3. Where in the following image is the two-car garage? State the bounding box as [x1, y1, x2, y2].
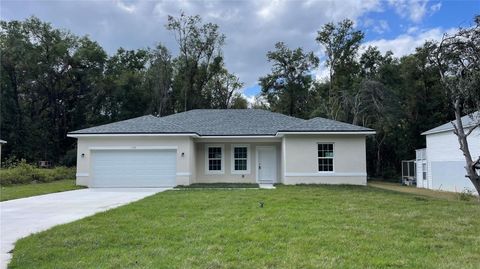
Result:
[90, 149, 177, 187]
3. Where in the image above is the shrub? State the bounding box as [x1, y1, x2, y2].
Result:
[59, 148, 77, 167]
[457, 189, 476, 201]
[0, 160, 76, 186]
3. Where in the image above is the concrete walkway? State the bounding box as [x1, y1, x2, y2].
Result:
[0, 188, 169, 268]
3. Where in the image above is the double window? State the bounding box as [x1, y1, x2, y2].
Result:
[318, 143, 334, 172]
[206, 145, 224, 174]
[232, 145, 250, 174]
[205, 144, 250, 174]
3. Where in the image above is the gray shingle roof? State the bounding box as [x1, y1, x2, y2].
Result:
[279, 117, 373, 132]
[70, 109, 373, 136]
[69, 115, 192, 134]
[422, 111, 480, 135]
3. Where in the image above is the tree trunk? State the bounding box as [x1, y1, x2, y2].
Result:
[452, 99, 480, 194]
[375, 145, 382, 177]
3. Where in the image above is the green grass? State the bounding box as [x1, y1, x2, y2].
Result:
[177, 183, 260, 188]
[368, 181, 478, 201]
[9, 185, 480, 269]
[0, 179, 84, 201]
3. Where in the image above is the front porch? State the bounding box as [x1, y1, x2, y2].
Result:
[193, 139, 282, 185]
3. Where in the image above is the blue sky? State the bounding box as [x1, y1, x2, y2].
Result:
[2, 0, 479, 101]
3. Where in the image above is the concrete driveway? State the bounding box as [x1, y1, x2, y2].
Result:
[0, 188, 169, 268]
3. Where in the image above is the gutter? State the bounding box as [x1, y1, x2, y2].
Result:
[68, 131, 376, 138]
[67, 133, 200, 138]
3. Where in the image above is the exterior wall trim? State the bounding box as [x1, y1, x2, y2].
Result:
[276, 131, 375, 136]
[68, 134, 199, 138]
[176, 172, 191, 176]
[89, 146, 178, 150]
[285, 172, 367, 177]
[76, 173, 89, 177]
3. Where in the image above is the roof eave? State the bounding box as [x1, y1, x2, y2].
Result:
[421, 123, 478, 136]
[67, 132, 200, 138]
[276, 131, 376, 136]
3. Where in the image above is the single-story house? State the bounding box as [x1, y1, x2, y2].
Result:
[416, 112, 479, 193]
[67, 109, 375, 188]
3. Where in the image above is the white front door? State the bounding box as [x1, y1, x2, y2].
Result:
[256, 146, 276, 183]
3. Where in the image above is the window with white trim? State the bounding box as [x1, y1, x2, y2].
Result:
[318, 143, 334, 172]
[422, 162, 427, 180]
[206, 145, 224, 173]
[232, 145, 250, 173]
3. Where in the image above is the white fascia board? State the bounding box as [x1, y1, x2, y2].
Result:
[199, 135, 277, 139]
[67, 133, 199, 138]
[285, 172, 367, 177]
[89, 146, 178, 150]
[276, 131, 376, 136]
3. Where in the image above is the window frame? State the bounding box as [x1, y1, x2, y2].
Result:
[231, 144, 250, 174]
[205, 144, 225, 174]
[317, 142, 335, 173]
[422, 162, 427, 180]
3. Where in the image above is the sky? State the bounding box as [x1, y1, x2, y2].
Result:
[1, 0, 479, 101]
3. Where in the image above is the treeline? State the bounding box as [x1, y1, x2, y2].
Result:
[1, 14, 477, 178]
[0, 14, 247, 165]
[258, 19, 464, 178]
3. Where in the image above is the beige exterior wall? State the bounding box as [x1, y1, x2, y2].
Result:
[75, 136, 195, 187]
[194, 139, 281, 184]
[282, 134, 367, 185]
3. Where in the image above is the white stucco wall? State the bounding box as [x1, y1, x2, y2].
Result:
[425, 128, 479, 193]
[75, 136, 195, 187]
[74, 134, 370, 187]
[194, 140, 281, 184]
[282, 134, 367, 185]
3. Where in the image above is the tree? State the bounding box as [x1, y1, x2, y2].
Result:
[206, 67, 244, 109]
[316, 19, 364, 121]
[430, 15, 480, 194]
[166, 12, 225, 111]
[88, 48, 148, 124]
[229, 93, 248, 109]
[259, 42, 319, 118]
[1, 15, 251, 165]
[144, 44, 173, 116]
[0, 17, 107, 162]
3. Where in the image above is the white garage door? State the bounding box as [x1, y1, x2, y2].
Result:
[91, 149, 176, 187]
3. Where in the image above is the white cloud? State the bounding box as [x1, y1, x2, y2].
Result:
[430, 2, 442, 13]
[407, 26, 419, 34]
[115, 0, 136, 14]
[372, 20, 390, 34]
[362, 27, 454, 57]
[256, 0, 287, 21]
[315, 65, 330, 82]
[387, 0, 441, 23]
[1, 0, 451, 94]
[241, 93, 257, 107]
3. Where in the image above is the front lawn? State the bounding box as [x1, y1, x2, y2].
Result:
[9, 185, 480, 268]
[0, 179, 84, 201]
[368, 181, 473, 201]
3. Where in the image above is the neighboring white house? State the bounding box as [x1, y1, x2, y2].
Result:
[0, 139, 6, 168]
[416, 112, 480, 193]
[67, 109, 375, 188]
